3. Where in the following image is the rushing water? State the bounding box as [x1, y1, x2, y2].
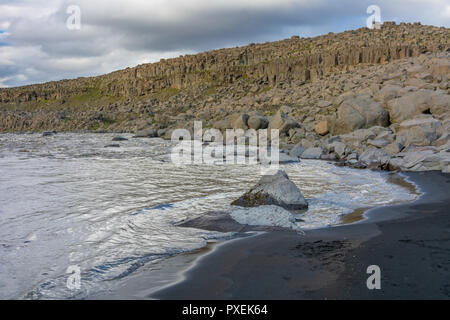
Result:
[0, 133, 418, 299]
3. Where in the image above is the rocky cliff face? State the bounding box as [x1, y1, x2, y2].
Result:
[1, 22, 448, 106]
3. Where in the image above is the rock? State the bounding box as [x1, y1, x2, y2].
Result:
[301, 147, 324, 159]
[435, 132, 449, 147]
[317, 100, 332, 108]
[439, 150, 450, 173]
[374, 84, 404, 103]
[314, 120, 329, 135]
[428, 91, 450, 116]
[268, 109, 299, 135]
[299, 138, 315, 149]
[112, 136, 128, 141]
[384, 142, 404, 155]
[390, 149, 446, 171]
[346, 153, 359, 161]
[232, 114, 250, 130]
[278, 153, 301, 164]
[157, 128, 168, 137]
[287, 128, 305, 144]
[279, 118, 300, 136]
[329, 141, 347, 159]
[134, 128, 157, 138]
[321, 153, 337, 161]
[375, 131, 395, 142]
[247, 115, 269, 130]
[231, 170, 308, 210]
[429, 57, 450, 79]
[396, 116, 442, 147]
[213, 118, 232, 130]
[42, 131, 56, 137]
[339, 128, 376, 151]
[289, 143, 305, 158]
[359, 147, 389, 167]
[387, 89, 436, 123]
[331, 95, 389, 134]
[268, 110, 287, 129]
[367, 139, 390, 148]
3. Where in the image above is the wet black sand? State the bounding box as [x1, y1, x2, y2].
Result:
[152, 171, 450, 300]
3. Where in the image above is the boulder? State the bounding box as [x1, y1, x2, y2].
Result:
[268, 109, 288, 129]
[429, 57, 450, 79]
[331, 95, 389, 134]
[287, 128, 305, 144]
[329, 141, 347, 159]
[231, 170, 308, 210]
[279, 118, 300, 136]
[384, 142, 404, 155]
[389, 149, 447, 171]
[387, 89, 443, 123]
[278, 153, 301, 164]
[247, 115, 269, 130]
[375, 131, 395, 142]
[289, 143, 305, 158]
[314, 120, 329, 135]
[428, 91, 450, 116]
[112, 136, 128, 141]
[268, 109, 300, 135]
[374, 84, 404, 103]
[367, 139, 390, 148]
[134, 128, 157, 138]
[42, 131, 56, 137]
[359, 147, 389, 166]
[213, 118, 232, 130]
[435, 132, 449, 147]
[301, 147, 324, 159]
[317, 100, 332, 108]
[321, 153, 337, 161]
[157, 128, 168, 137]
[232, 114, 250, 130]
[396, 116, 442, 147]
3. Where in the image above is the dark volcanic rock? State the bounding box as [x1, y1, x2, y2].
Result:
[112, 136, 128, 141]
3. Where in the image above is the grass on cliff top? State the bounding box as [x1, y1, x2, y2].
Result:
[2, 82, 119, 111]
[150, 87, 181, 101]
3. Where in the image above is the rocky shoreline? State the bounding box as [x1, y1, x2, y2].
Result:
[151, 171, 450, 300]
[1, 23, 449, 174]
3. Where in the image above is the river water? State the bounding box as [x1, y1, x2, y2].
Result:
[0, 133, 418, 299]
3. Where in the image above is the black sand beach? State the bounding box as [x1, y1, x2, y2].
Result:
[152, 171, 450, 300]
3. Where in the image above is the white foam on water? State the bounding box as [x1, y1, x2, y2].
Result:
[230, 205, 302, 230]
[227, 161, 418, 230]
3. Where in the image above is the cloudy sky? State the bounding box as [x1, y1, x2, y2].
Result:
[0, 0, 449, 88]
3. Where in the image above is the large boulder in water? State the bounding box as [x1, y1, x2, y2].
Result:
[231, 170, 308, 210]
